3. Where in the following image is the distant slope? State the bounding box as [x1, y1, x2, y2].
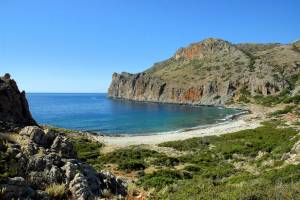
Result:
[108, 38, 300, 105]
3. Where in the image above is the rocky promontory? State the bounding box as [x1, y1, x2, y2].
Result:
[108, 38, 300, 105]
[0, 73, 37, 131]
[0, 74, 127, 200]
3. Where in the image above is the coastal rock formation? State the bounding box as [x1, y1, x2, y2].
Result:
[0, 73, 37, 131]
[0, 75, 127, 200]
[108, 38, 300, 105]
[0, 126, 127, 200]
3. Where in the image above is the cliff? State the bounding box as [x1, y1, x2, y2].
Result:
[108, 38, 300, 105]
[0, 73, 37, 131]
[0, 74, 127, 200]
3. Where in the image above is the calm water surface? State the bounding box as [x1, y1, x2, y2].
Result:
[27, 93, 241, 135]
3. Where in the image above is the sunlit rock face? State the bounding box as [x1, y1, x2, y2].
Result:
[0, 73, 37, 131]
[109, 38, 300, 105]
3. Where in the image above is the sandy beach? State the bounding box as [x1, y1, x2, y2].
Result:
[92, 118, 261, 149]
[82, 104, 270, 151]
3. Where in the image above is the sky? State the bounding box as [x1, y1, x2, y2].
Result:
[0, 0, 299, 93]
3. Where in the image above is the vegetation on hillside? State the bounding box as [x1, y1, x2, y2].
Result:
[67, 119, 300, 199]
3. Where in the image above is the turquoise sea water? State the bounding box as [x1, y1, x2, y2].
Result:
[27, 93, 242, 135]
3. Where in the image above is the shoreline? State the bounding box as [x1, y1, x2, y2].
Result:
[45, 102, 269, 149]
[91, 118, 261, 149]
[85, 103, 269, 149]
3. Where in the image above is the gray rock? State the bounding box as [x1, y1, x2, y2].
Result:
[36, 190, 51, 200]
[291, 141, 300, 154]
[51, 135, 75, 158]
[69, 173, 93, 200]
[7, 177, 26, 185]
[41, 129, 57, 148]
[62, 161, 77, 184]
[0, 179, 36, 200]
[22, 142, 39, 155]
[48, 165, 63, 183]
[99, 171, 127, 197]
[20, 126, 45, 145]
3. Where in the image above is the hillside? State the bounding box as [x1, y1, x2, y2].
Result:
[108, 38, 300, 105]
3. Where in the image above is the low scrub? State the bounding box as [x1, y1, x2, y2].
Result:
[45, 183, 66, 199]
[139, 169, 192, 190]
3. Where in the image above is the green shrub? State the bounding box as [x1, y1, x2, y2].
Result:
[151, 156, 179, 167]
[283, 95, 300, 104]
[270, 105, 296, 116]
[100, 146, 161, 164]
[159, 137, 213, 151]
[153, 176, 300, 200]
[118, 160, 146, 171]
[71, 137, 103, 161]
[262, 164, 300, 184]
[139, 170, 192, 190]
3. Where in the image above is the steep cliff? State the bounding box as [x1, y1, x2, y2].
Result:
[0, 74, 37, 131]
[108, 38, 300, 105]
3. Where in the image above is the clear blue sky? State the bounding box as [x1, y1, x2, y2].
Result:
[0, 0, 299, 92]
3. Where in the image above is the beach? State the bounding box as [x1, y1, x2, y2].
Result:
[88, 104, 268, 149]
[92, 118, 260, 149]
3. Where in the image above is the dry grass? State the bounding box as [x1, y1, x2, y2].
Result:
[45, 183, 66, 199]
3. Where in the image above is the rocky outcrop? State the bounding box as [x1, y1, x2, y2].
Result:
[0, 73, 37, 131]
[108, 38, 300, 105]
[0, 126, 127, 200]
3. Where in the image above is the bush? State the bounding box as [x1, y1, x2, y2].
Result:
[151, 156, 180, 167]
[184, 165, 202, 172]
[71, 137, 102, 161]
[45, 183, 66, 199]
[270, 105, 296, 116]
[283, 95, 300, 104]
[100, 146, 161, 164]
[139, 170, 192, 190]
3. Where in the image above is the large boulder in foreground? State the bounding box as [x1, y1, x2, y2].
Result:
[0, 73, 37, 131]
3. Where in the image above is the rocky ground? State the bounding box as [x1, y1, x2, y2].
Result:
[0, 126, 127, 200]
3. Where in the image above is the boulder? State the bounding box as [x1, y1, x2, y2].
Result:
[69, 173, 93, 200]
[51, 135, 75, 158]
[20, 126, 45, 145]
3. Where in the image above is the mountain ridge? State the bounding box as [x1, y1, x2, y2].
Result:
[108, 38, 300, 105]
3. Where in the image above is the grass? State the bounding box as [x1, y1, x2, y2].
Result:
[45, 183, 66, 199]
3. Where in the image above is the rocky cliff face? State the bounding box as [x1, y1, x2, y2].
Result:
[108, 38, 300, 105]
[0, 74, 37, 131]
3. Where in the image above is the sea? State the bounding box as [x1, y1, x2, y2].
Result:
[27, 93, 242, 136]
